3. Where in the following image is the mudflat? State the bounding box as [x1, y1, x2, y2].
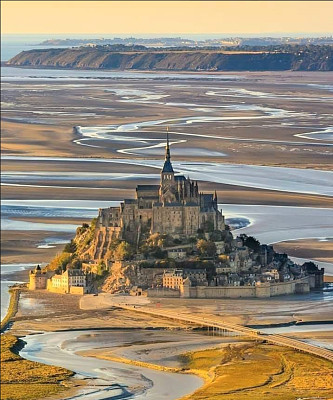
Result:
[1, 230, 74, 264]
[2, 71, 333, 168]
[274, 239, 333, 264]
[1, 69, 332, 281]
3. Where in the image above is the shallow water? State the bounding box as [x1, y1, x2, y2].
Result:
[3, 156, 333, 196]
[1, 218, 78, 232]
[2, 202, 332, 250]
[21, 330, 204, 400]
[260, 323, 333, 351]
[0, 264, 36, 320]
[295, 126, 333, 141]
[261, 323, 333, 334]
[225, 204, 333, 245]
[1, 65, 241, 82]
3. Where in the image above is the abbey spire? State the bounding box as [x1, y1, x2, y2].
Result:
[165, 126, 171, 161]
[162, 126, 174, 173]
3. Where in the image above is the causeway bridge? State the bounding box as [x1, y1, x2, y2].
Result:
[118, 304, 333, 363]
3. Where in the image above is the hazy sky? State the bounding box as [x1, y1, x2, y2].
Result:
[2, 1, 333, 35]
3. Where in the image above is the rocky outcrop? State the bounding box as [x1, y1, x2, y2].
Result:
[101, 262, 165, 293]
[7, 46, 333, 71]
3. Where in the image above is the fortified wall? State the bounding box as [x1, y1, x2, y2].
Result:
[148, 276, 311, 299]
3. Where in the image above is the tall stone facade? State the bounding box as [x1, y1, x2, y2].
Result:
[29, 265, 47, 290]
[97, 131, 225, 246]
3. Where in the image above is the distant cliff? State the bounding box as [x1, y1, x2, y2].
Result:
[7, 46, 333, 71]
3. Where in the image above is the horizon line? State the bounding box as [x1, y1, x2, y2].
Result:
[3, 32, 333, 36]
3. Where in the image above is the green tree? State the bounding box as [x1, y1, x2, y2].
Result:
[109, 238, 122, 252]
[202, 220, 214, 233]
[210, 230, 223, 242]
[196, 239, 217, 257]
[196, 239, 207, 255]
[244, 236, 260, 252]
[146, 233, 173, 248]
[63, 240, 77, 254]
[152, 246, 167, 259]
[76, 223, 89, 236]
[96, 261, 106, 275]
[205, 241, 217, 257]
[114, 241, 134, 260]
[46, 252, 72, 271]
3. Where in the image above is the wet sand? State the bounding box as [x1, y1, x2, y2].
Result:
[2, 70, 332, 265]
[1, 69, 332, 400]
[10, 290, 191, 337]
[274, 239, 333, 264]
[11, 290, 332, 337]
[8, 286, 333, 398]
[21, 330, 205, 400]
[2, 71, 333, 169]
[1, 230, 73, 264]
[2, 168, 333, 207]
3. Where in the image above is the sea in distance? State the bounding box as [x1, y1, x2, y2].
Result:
[1, 32, 329, 61]
[2, 34, 229, 61]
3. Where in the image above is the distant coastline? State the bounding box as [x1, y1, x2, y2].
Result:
[6, 45, 333, 71]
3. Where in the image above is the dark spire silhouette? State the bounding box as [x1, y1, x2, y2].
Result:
[162, 126, 174, 173]
[165, 126, 170, 161]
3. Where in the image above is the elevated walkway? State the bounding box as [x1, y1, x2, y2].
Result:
[116, 304, 333, 362]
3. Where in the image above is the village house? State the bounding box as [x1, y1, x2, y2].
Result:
[47, 269, 87, 294]
[163, 268, 208, 289]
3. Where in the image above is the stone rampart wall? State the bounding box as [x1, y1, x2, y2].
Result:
[269, 277, 310, 296]
[189, 285, 256, 298]
[47, 285, 68, 294]
[147, 288, 180, 297]
[148, 277, 310, 298]
[70, 286, 86, 295]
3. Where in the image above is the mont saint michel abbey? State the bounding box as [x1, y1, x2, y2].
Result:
[98, 131, 225, 244]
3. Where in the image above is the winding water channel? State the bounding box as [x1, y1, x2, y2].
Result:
[21, 330, 205, 400]
[2, 65, 333, 398]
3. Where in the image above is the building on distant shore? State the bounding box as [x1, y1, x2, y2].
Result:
[97, 129, 225, 250]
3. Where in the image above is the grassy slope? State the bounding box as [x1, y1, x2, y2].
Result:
[180, 343, 333, 400]
[1, 288, 20, 332]
[1, 334, 74, 400]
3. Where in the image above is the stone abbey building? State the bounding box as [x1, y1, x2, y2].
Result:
[97, 131, 225, 246]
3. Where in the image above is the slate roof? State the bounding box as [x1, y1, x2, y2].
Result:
[162, 159, 174, 173]
[136, 185, 160, 191]
[124, 199, 137, 204]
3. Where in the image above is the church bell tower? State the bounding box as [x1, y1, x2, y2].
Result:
[160, 127, 176, 203]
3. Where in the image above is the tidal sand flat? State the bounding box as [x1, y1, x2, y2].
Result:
[1, 67, 332, 400]
[274, 238, 333, 264]
[10, 293, 333, 399]
[2, 69, 333, 169]
[1, 334, 74, 400]
[2, 156, 333, 196]
[20, 330, 206, 400]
